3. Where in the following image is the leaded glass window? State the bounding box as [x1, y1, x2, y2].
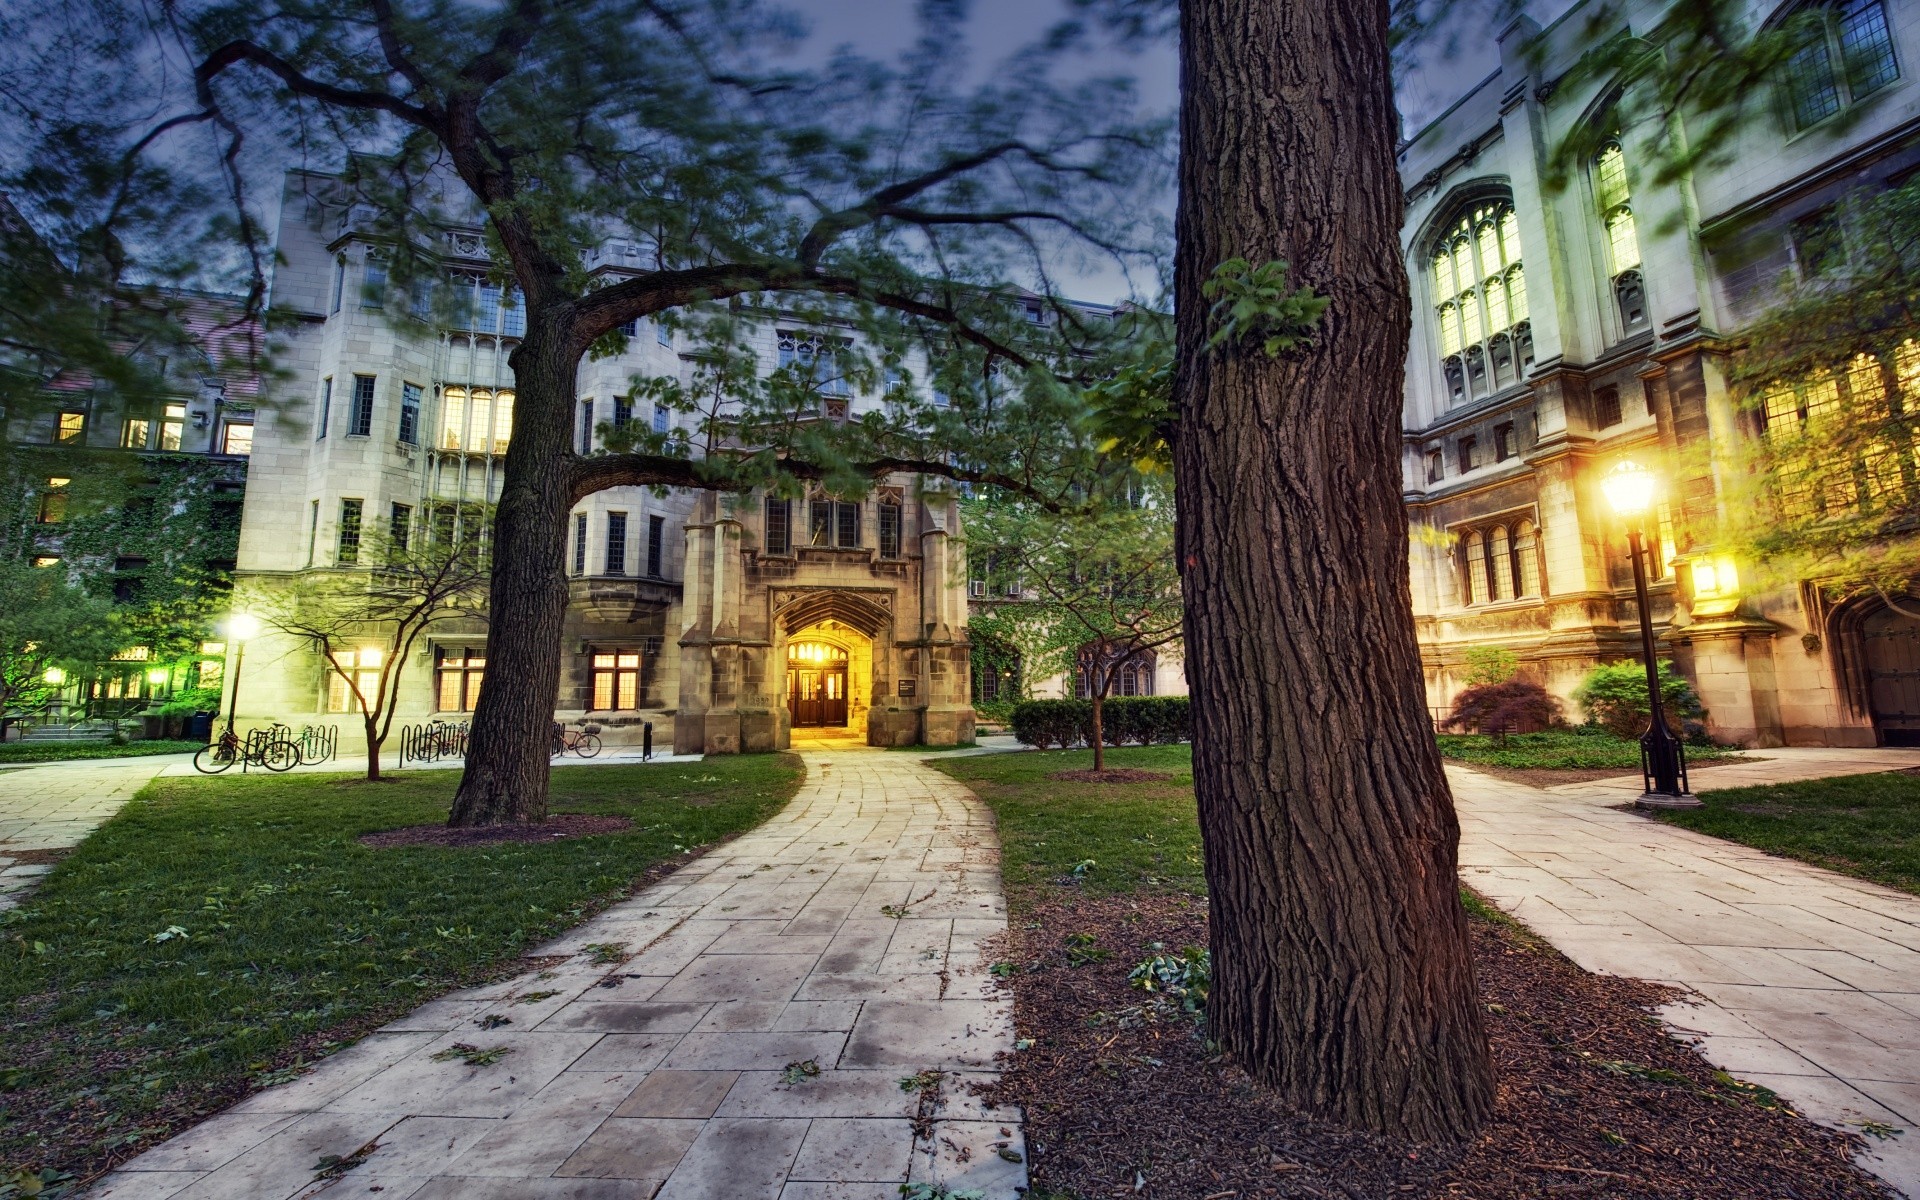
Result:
[1431, 201, 1529, 406]
[1785, 0, 1899, 131]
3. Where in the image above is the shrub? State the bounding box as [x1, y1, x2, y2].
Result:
[1009, 696, 1191, 748]
[1574, 660, 1705, 739]
[1443, 680, 1561, 734]
[1461, 646, 1520, 687]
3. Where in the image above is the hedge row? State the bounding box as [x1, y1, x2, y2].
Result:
[1010, 696, 1192, 749]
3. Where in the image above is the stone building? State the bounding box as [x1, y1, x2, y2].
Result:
[228, 171, 1102, 752]
[0, 196, 257, 721]
[1401, 0, 1920, 746]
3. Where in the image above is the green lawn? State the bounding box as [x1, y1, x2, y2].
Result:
[934, 744, 1204, 897]
[1657, 770, 1920, 895]
[0, 754, 802, 1181]
[0, 740, 202, 764]
[1436, 728, 1736, 771]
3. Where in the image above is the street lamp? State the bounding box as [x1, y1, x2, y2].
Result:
[224, 613, 261, 737]
[1599, 459, 1695, 809]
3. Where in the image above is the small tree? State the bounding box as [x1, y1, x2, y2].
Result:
[967, 483, 1183, 772]
[1574, 660, 1705, 740]
[1442, 680, 1561, 736]
[1461, 646, 1519, 687]
[255, 520, 487, 780]
[0, 562, 125, 735]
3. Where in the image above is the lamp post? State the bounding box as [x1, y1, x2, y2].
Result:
[1599, 459, 1695, 809]
[224, 613, 261, 737]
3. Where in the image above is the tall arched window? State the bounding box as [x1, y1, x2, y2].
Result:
[1490, 525, 1514, 601]
[1594, 143, 1648, 334]
[1513, 520, 1542, 597]
[1463, 530, 1489, 605]
[1432, 200, 1530, 406]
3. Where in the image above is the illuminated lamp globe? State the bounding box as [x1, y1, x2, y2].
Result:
[43, 667, 66, 686]
[147, 667, 170, 685]
[228, 613, 262, 641]
[1601, 458, 1657, 519]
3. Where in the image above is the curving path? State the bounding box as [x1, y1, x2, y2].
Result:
[89, 748, 1024, 1200]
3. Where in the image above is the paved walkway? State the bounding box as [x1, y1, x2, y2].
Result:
[89, 748, 1023, 1200]
[1455, 747, 1920, 1196]
[0, 755, 186, 911]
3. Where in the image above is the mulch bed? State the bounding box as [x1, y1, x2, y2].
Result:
[1048, 769, 1176, 784]
[989, 891, 1889, 1199]
[358, 813, 632, 848]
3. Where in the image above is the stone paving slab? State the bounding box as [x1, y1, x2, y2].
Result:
[0, 757, 184, 911]
[1455, 747, 1920, 1197]
[87, 749, 1024, 1200]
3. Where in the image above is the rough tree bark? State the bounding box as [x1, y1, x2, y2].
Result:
[447, 322, 579, 825]
[1172, 0, 1495, 1141]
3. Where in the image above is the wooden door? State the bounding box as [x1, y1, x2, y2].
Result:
[1866, 607, 1920, 745]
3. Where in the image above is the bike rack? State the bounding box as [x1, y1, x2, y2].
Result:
[397, 721, 470, 768]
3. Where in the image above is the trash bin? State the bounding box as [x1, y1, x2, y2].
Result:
[188, 712, 214, 742]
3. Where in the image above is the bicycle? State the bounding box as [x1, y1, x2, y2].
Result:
[194, 724, 304, 774]
[550, 721, 603, 759]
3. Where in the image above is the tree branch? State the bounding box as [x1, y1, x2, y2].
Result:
[196, 40, 437, 128]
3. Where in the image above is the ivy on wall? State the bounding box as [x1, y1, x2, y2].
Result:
[0, 444, 244, 678]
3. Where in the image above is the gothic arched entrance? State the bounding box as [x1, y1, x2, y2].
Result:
[1864, 605, 1920, 745]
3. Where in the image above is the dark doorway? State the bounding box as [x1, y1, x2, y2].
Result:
[787, 641, 849, 727]
[1865, 606, 1920, 745]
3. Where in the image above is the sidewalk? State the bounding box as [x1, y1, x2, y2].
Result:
[0, 755, 186, 912]
[88, 747, 1024, 1200]
[1454, 747, 1920, 1196]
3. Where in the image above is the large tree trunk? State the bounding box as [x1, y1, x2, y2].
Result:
[1172, 0, 1494, 1142]
[447, 324, 576, 826]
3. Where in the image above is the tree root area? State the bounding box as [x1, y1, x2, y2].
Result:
[359, 813, 632, 848]
[989, 892, 1888, 1199]
[1046, 769, 1176, 784]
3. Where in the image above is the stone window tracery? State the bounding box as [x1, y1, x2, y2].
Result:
[1432, 200, 1530, 406]
[1594, 143, 1649, 335]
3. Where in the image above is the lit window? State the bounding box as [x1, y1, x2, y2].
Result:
[221, 423, 253, 455]
[160, 404, 185, 451]
[441, 386, 468, 450]
[57, 412, 85, 444]
[198, 643, 224, 690]
[121, 418, 151, 449]
[31, 556, 59, 568]
[491, 390, 514, 454]
[590, 650, 643, 709]
[37, 477, 70, 524]
[326, 646, 383, 713]
[1431, 199, 1527, 406]
[435, 647, 485, 711]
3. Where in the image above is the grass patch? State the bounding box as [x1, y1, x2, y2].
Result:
[1656, 770, 1920, 895]
[0, 753, 802, 1180]
[1436, 729, 1735, 771]
[0, 740, 202, 764]
[935, 744, 1202, 897]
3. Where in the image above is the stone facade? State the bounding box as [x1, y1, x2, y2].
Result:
[230, 171, 979, 753]
[1401, 0, 1920, 746]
